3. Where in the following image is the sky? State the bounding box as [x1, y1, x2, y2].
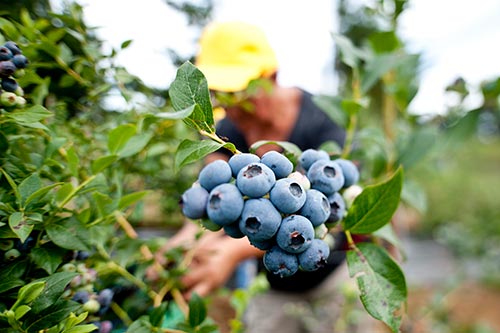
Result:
[54, 0, 500, 115]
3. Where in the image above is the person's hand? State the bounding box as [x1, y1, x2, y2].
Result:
[180, 235, 244, 298]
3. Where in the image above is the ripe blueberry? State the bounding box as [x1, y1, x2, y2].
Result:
[228, 153, 260, 177]
[236, 162, 276, 198]
[334, 158, 360, 188]
[307, 159, 345, 195]
[298, 238, 330, 272]
[260, 150, 293, 179]
[0, 46, 12, 61]
[299, 189, 331, 227]
[223, 221, 246, 239]
[12, 54, 28, 69]
[1, 77, 19, 93]
[180, 186, 209, 219]
[263, 245, 299, 277]
[206, 183, 244, 226]
[269, 178, 306, 214]
[276, 215, 314, 254]
[298, 149, 330, 171]
[239, 198, 281, 241]
[326, 192, 346, 225]
[0, 61, 16, 78]
[198, 159, 232, 191]
[3, 41, 21, 55]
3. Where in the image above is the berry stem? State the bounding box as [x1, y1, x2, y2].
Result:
[199, 129, 241, 154]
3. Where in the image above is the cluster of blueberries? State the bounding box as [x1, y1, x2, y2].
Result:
[0, 41, 28, 109]
[180, 148, 360, 277]
[60, 251, 115, 333]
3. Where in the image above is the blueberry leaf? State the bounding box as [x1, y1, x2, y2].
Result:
[169, 61, 214, 134]
[346, 242, 407, 333]
[188, 292, 207, 327]
[343, 167, 403, 234]
[175, 139, 236, 171]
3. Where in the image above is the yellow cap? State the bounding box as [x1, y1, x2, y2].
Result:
[195, 21, 278, 92]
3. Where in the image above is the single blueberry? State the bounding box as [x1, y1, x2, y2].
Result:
[239, 198, 282, 241]
[236, 162, 276, 198]
[223, 221, 246, 239]
[299, 189, 331, 227]
[228, 153, 260, 177]
[298, 149, 330, 171]
[298, 238, 330, 271]
[307, 159, 345, 195]
[206, 183, 244, 226]
[334, 158, 360, 188]
[263, 245, 299, 277]
[269, 178, 306, 214]
[180, 186, 209, 219]
[198, 159, 232, 191]
[260, 150, 293, 179]
[276, 215, 314, 254]
[3, 41, 21, 55]
[326, 192, 346, 225]
[0, 61, 16, 78]
[1, 77, 19, 93]
[12, 54, 28, 69]
[0, 46, 12, 61]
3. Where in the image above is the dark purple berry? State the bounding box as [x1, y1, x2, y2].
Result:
[4, 41, 21, 55]
[12, 54, 28, 69]
[1, 78, 18, 93]
[0, 61, 16, 77]
[72, 290, 90, 304]
[0, 46, 13, 61]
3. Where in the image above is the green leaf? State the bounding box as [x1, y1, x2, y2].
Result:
[346, 242, 407, 333]
[25, 299, 80, 332]
[25, 183, 63, 208]
[343, 167, 403, 234]
[55, 183, 74, 204]
[12, 281, 46, 310]
[361, 53, 402, 94]
[66, 146, 80, 177]
[108, 124, 136, 154]
[121, 39, 133, 49]
[126, 316, 153, 333]
[373, 224, 406, 259]
[169, 61, 214, 133]
[312, 95, 348, 128]
[14, 305, 31, 320]
[396, 125, 438, 171]
[118, 191, 150, 210]
[368, 31, 401, 54]
[62, 324, 99, 333]
[18, 174, 42, 206]
[331, 33, 367, 69]
[174, 139, 224, 171]
[30, 272, 79, 314]
[0, 167, 21, 204]
[30, 247, 65, 274]
[45, 218, 90, 251]
[188, 293, 207, 327]
[91, 155, 118, 174]
[9, 212, 33, 243]
[154, 105, 196, 120]
[6, 105, 53, 123]
[0, 260, 27, 293]
[149, 302, 168, 327]
[118, 132, 153, 158]
[0, 132, 8, 152]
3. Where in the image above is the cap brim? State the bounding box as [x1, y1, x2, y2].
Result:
[196, 65, 262, 92]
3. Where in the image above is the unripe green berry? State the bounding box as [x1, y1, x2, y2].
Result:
[5, 248, 21, 261]
[15, 96, 26, 107]
[61, 263, 77, 272]
[82, 299, 101, 314]
[1, 91, 17, 107]
[13, 68, 25, 78]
